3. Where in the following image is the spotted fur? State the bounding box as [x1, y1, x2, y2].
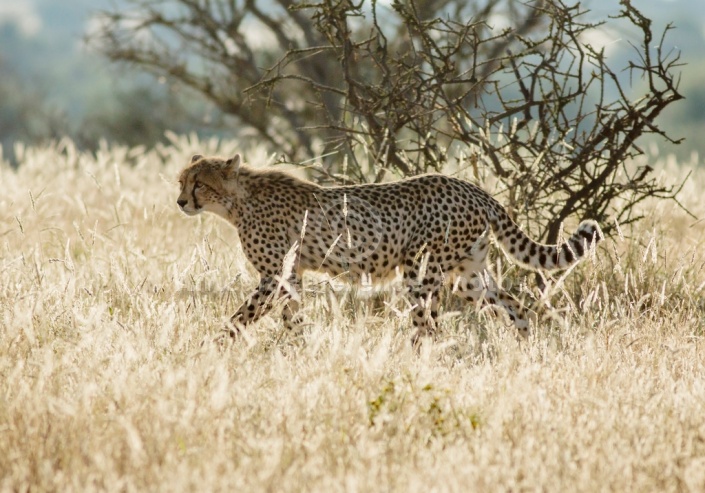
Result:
[177, 153, 602, 343]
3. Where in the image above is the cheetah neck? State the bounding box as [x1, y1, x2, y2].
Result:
[219, 170, 260, 229]
[219, 166, 320, 231]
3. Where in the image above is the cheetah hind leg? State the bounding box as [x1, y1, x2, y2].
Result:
[453, 272, 533, 338]
[407, 287, 442, 348]
[403, 256, 444, 347]
[281, 295, 304, 335]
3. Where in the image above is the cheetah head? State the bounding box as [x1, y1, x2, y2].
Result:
[177, 153, 241, 217]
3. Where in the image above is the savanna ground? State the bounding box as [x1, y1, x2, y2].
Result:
[1, 135, 705, 492]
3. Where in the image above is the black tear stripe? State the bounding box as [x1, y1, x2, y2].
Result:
[192, 176, 201, 210]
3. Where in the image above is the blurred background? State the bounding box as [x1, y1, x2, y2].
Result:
[1, 0, 703, 166]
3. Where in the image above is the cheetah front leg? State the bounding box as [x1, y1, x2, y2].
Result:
[226, 275, 302, 337]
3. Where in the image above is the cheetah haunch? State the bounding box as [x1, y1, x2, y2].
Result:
[177, 153, 602, 344]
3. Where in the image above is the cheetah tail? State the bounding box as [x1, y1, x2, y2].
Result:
[497, 219, 603, 271]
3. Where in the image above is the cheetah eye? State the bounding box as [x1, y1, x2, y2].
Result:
[193, 181, 203, 190]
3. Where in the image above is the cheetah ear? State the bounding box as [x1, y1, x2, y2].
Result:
[225, 154, 241, 175]
[190, 154, 203, 163]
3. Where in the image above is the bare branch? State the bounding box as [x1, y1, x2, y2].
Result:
[89, 0, 688, 245]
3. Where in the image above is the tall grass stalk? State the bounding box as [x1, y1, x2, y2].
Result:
[1, 138, 704, 492]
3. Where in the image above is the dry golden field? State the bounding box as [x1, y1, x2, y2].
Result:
[1, 136, 705, 492]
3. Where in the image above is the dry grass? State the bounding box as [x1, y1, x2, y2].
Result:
[1, 137, 705, 492]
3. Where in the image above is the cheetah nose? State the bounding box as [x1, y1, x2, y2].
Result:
[177, 199, 187, 209]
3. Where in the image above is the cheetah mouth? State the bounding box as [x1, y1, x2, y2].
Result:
[180, 206, 201, 216]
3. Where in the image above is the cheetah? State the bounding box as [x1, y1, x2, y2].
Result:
[177, 153, 602, 344]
